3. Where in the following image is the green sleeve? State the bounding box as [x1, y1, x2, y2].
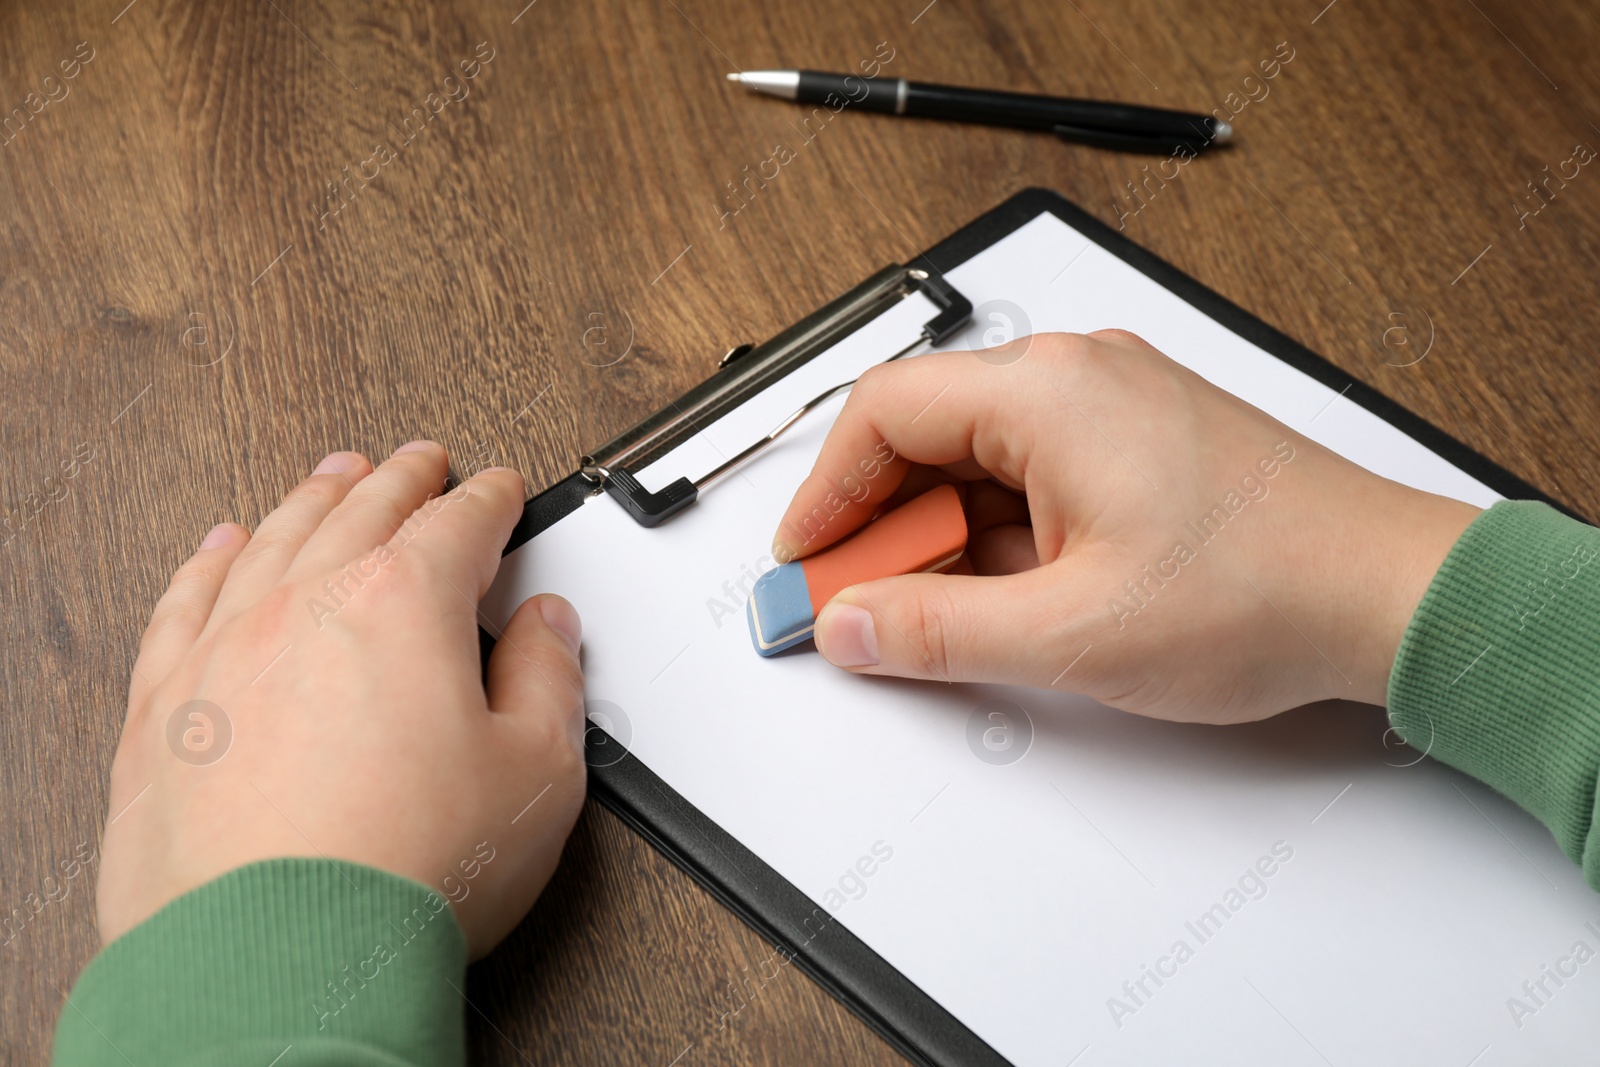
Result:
[52, 858, 467, 1066]
[1388, 499, 1600, 887]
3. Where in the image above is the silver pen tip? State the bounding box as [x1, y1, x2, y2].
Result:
[727, 71, 801, 99]
[1213, 121, 1234, 144]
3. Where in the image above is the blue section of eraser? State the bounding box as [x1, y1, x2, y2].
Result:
[746, 562, 815, 656]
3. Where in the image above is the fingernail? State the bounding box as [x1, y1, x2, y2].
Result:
[394, 439, 438, 456]
[539, 595, 582, 654]
[817, 602, 878, 667]
[199, 524, 233, 550]
[312, 451, 360, 476]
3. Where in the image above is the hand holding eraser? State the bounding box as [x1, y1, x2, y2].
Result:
[746, 484, 968, 656]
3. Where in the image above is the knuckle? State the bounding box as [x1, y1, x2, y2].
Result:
[529, 701, 586, 777]
[551, 715, 587, 777]
[393, 486, 474, 545]
[549, 651, 586, 706]
[1035, 332, 1112, 389]
[906, 589, 958, 680]
[293, 473, 349, 510]
[341, 489, 410, 534]
[172, 545, 230, 587]
[231, 525, 301, 568]
[143, 553, 229, 639]
[438, 483, 496, 527]
[383, 450, 449, 493]
[139, 597, 205, 651]
[852, 361, 902, 406]
[1037, 331, 1096, 366]
[854, 360, 891, 392]
[265, 482, 346, 532]
[469, 467, 524, 504]
[522, 642, 586, 711]
[1085, 327, 1146, 347]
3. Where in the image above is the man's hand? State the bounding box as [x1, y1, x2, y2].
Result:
[775, 331, 1479, 722]
[99, 442, 585, 958]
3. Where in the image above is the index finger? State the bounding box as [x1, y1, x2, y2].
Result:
[390, 466, 527, 604]
[772, 350, 1033, 561]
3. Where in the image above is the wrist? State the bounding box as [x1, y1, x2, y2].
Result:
[1341, 485, 1480, 706]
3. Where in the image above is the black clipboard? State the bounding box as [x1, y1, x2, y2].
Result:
[486, 188, 1566, 1067]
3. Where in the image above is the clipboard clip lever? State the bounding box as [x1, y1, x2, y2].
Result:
[581, 265, 971, 527]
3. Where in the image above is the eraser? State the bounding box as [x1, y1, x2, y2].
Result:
[747, 484, 968, 656]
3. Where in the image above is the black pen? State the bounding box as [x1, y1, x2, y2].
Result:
[728, 71, 1231, 155]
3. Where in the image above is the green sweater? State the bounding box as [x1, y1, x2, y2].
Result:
[53, 501, 1600, 1065]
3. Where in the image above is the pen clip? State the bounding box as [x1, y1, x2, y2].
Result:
[1052, 122, 1216, 155]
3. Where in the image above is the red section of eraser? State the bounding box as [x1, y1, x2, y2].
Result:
[799, 484, 968, 614]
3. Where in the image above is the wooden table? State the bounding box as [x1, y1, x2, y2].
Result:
[4, 0, 1599, 1062]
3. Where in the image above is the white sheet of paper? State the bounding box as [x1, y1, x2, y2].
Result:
[485, 214, 1595, 1066]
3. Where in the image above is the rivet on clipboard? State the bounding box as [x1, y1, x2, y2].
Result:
[581, 265, 973, 528]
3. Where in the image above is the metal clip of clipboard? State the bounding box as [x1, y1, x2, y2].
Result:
[581, 265, 972, 527]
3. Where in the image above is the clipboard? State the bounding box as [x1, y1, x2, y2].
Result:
[485, 188, 1570, 1067]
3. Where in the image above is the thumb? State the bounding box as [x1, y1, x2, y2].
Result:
[486, 594, 586, 744]
[814, 571, 1070, 686]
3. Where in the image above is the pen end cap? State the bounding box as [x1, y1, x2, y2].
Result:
[725, 72, 742, 82]
[1212, 121, 1234, 144]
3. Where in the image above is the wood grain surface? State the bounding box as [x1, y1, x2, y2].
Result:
[4, 0, 1600, 1062]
